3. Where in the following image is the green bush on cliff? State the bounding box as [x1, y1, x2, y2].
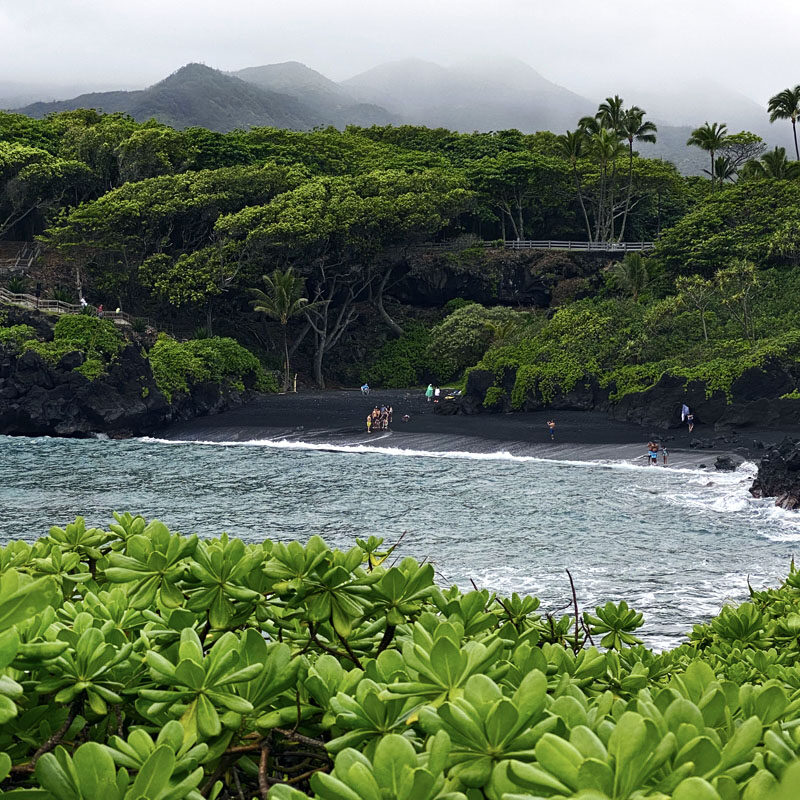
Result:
[21, 315, 124, 378]
[0, 323, 36, 351]
[148, 333, 276, 401]
[469, 270, 800, 409]
[3, 515, 800, 798]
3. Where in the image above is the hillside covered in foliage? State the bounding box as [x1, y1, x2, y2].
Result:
[2, 89, 800, 410]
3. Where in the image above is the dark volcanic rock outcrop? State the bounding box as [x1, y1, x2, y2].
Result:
[0, 340, 258, 438]
[750, 438, 800, 509]
[456, 358, 800, 432]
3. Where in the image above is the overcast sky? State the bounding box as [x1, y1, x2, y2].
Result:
[0, 0, 796, 104]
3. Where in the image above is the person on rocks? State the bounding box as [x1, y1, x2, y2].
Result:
[97, 304, 103, 318]
[434, 387, 441, 403]
[361, 383, 370, 395]
[547, 420, 556, 440]
[425, 384, 434, 402]
[682, 404, 694, 432]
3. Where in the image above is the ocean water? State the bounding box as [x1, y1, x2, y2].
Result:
[1, 432, 797, 649]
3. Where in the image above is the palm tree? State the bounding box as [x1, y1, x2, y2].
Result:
[741, 146, 800, 180]
[706, 155, 737, 184]
[617, 106, 657, 240]
[609, 252, 650, 301]
[687, 122, 728, 189]
[590, 127, 625, 241]
[767, 85, 800, 160]
[250, 268, 309, 393]
[597, 95, 626, 131]
[556, 129, 592, 240]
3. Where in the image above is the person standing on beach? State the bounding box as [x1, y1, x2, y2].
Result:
[648, 441, 659, 465]
[687, 413, 694, 433]
[425, 384, 434, 402]
[366, 414, 372, 433]
[547, 420, 556, 440]
[662, 446, 669, 466]
[434, 387, 440, 403]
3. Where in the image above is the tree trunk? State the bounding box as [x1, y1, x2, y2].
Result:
[375, 267, 403, 338]
[312, 333, 325, 388]
[572, 166, 592, 241]
[618, 141, 634, 242]
[701, 311, 708, 342]
[206, 302, 213, 336]
[793, 118, 799, 161]
[710, 149, 715, 190]
[282, 326, 290, 392]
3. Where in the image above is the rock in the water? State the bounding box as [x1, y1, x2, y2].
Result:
[714, 455, 738, 472]
[750, 437, 800, 508]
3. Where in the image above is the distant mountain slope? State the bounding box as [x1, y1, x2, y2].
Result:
[341, 57, 594, 133]
[11, 59, 790, 174]
[16, 64, 323, 131]
[232, 61, 396, 126]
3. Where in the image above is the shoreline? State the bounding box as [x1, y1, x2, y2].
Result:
[156, 388, 795, 469]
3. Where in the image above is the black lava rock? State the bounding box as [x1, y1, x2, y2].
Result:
[714, 456, 738, 472]
[750, 437, 800, 509]
[0, 337, 260, 439]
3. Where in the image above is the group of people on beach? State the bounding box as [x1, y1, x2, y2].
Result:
[366, 405, 392, 433]
[425, 384, 441, 402]
[646, 440, 669, 466]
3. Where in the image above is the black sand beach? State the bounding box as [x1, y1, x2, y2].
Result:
[159, 389, 796, 468]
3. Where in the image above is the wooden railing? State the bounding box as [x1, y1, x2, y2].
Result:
[0, 242, 40, 274]
[420, 240, 655, 252]
[0, 288, 149, 328]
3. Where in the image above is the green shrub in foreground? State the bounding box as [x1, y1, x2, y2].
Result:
[2, 516, 800, 798]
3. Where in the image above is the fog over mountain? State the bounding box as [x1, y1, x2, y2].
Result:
[10, 55, 795, 174]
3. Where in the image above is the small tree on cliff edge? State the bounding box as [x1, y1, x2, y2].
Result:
[251, 268, 309, 392]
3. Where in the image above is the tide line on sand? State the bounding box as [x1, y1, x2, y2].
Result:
[138, 434, 754, 478]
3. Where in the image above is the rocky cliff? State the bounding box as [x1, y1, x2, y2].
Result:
[750, 438, 800, 509]
[0, 311, 261, 438]
[456, 360, 800, 432]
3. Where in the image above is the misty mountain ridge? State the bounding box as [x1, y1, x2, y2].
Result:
[9, 59, 794, 173]
[230, 61, 397, 127]
[15, 63, 395, 132]
[341, 57, 593, 132]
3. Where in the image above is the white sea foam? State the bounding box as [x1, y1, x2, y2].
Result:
[137, 434, 715, 475]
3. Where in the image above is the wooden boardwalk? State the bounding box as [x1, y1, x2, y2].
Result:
[421, 240, 655, 252]
[0, 287, 146, 328]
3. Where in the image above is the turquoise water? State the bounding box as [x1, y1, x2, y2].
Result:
[1, 433, 797, 648]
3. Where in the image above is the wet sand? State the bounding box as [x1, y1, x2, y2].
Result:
[158, 389, 796, 469]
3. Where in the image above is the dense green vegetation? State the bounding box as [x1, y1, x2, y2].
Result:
[0, 311, 275, 400]
[148, 334, 277, 401]
[1, 518, 800, 799]
[2, 85, 800, 397]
